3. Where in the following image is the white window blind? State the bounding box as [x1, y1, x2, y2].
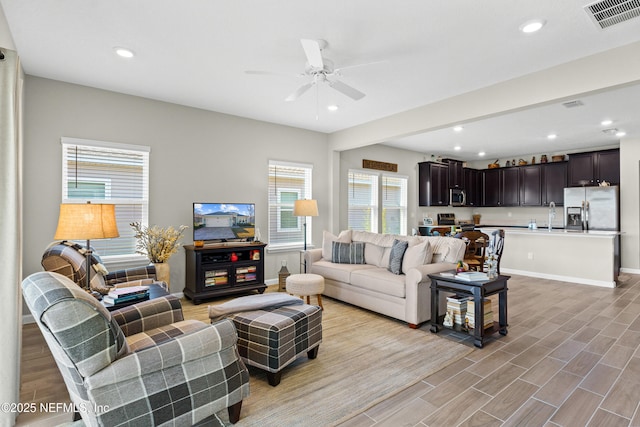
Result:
[61, 137, 149, 257]
[348, 170, 378, 232]
[382, 174, 408, 235]
[268, 160, 313, 248]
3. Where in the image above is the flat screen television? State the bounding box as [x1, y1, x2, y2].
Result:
[193, 203, 255, 242]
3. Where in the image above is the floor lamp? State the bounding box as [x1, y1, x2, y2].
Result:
[54, 202, 120, 292]
[293, 199, 318, 272]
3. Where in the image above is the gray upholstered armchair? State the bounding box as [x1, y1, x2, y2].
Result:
[42, 240, 165, 294]
[22, 271, 250, 426]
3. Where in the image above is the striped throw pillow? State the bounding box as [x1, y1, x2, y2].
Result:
[331, 241, 365, 264]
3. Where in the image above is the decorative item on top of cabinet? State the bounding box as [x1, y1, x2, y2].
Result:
[568, 148, 619, 187]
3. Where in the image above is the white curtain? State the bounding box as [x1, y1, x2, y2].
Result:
[0, 47, 23, 427]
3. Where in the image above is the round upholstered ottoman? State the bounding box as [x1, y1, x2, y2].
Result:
[286, 273, 325, 309]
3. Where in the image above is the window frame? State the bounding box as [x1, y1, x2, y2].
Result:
[268, 160, 313, 251]
[60, 137, 150, 264]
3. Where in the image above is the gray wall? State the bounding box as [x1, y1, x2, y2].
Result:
[23, 76, 330, 291]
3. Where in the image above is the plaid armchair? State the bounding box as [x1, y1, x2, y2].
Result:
[22, 271, 250, 426]
[42, 241, 166, 294]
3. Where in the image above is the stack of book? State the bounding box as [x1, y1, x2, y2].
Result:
[465, 298, 493, 329]
[446, 295, 469, 326]
[102, 285, 149, 305]
[455, 271, 489, 282]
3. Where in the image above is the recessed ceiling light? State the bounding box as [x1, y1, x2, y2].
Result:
[547, 134, 557, 140]
[478, 152, 486, 157]
[454, 146, 461, 151]
[453, 126, 463, 132]
[327, 105, 339, 112]
[601, 119, 613, 126]
[616, 131, 626, 137]
[520, 19, 546, 33]
[114, 47, 135, 58]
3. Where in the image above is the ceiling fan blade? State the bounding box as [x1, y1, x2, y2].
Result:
[285, 82, 315, 102]
[335, 60, 388, 73]
[244, 70, 302, 78]
[300, 39, 324, 69]
[328, 80, 366, 101]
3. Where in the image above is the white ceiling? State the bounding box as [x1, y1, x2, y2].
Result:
[2, 0, 640, 160]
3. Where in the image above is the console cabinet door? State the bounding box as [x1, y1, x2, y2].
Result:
[519, 165, 542, 206]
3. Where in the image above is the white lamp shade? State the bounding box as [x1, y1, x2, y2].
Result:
[54, 203, 120, 240]
[293, 199, 319, 217]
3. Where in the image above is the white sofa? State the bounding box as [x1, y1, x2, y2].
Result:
[304, 230, 466, 328]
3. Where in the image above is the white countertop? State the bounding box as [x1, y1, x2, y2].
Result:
[478, 226, 620, 237]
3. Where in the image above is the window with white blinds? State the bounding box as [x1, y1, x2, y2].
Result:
[268, 160, 313, 248]
[382, 174, 408, 235]
[61, 137, 150, 257]
[347, 170, 379, 232]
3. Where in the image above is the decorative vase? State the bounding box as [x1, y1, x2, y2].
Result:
[154, 262, 170, 287]
[487, 263, 498, 279]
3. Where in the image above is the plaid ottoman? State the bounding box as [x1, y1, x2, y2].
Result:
[226, 304, 322, 386]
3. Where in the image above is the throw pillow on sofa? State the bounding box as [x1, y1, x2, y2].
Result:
[402, 239, 433, 274]
[322, 230, 352, 260]
[331, 241, 365, 264]
[388, 239, 409, 275]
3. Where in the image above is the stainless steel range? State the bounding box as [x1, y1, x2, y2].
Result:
[437, 213, 456, 225]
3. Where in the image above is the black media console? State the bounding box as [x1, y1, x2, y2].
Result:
[184, 242, 267, 304]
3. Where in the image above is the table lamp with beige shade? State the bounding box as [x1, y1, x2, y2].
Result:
[54, 202, 119, 292]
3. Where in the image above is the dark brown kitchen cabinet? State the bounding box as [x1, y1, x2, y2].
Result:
[519, 165, 542, 206]
[568, 148, 619, 186]
[542, 161, 567, 206]
[463, 167, 481, 206]
[418, 161, 449, 206]
[446, 159, 464, 189]
[483, 168, 519, 206]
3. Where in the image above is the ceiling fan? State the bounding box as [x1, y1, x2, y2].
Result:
[246, 39, 367, 102]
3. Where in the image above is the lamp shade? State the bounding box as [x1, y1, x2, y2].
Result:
[54, 203, 120, 240]
[293, 199, 319, 217]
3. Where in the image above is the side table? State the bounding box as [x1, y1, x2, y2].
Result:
[428, 272, 509, 348]
[102, 283, 169, 311]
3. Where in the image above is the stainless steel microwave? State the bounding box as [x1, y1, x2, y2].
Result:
[450, 188, 466, 206]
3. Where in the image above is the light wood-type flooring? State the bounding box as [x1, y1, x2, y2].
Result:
[17, 272, 640, 427]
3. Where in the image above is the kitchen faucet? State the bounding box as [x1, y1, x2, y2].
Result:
[548, 201, 556, 231]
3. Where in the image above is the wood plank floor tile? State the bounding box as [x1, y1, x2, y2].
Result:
[361, 380, 433, 421]
[580, 363, 622, 396]
[572, 326, 600, 343]
[600, 375, 639, 419]
[534, 370, 583, 407]
[617, 329, 640, 349]
[584, 334, 617, 355]
[550, 388, 603, 426]
[458, 410, 503, 427]
[421, 356, 475, 387]
[537, 330, 573, 350]
[519, 356, 566, 387]
[473, 363, 526, 397]
[372, 397, 438, 427]
[600, 344, 636, 369]
[421, 388, 492, 427]
[587, 409, 631, 427]
[481, 379, 540, 421]
[465, 350, 515, 378]
[509, 344, 552, 369]
[562, 350, 602, 377]
[502, 398, 557, 427]
[547, 339, 587, 362]
[499, 335, 539, 356]
[421, 370, 482, 407]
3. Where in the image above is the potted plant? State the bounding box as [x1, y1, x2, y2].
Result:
[130, 222, 188, 286]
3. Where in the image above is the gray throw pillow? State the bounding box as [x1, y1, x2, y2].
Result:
[331, 241, 365, 264]
[388, 239, 409, 275]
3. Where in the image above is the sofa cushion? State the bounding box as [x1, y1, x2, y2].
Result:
[364, 243, 385, 266]
[310, 259, 375, 283]
[350, 268, 406, 298]
[331, 241, 365, 264]
[322, 230, 352, 260]
[388, 239, 408, 275]
[402, 239, 432, 274]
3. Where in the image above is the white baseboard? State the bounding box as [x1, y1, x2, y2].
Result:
[620, 267, 640, 275]
[501, 268, 616, 288]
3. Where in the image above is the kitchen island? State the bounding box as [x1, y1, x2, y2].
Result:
[479, 227, 620, 288]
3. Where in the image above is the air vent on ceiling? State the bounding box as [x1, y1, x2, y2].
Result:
[584, 0, 640, 29]
[562, 100, 584, 108]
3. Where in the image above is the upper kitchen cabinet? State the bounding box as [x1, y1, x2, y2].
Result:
[568, 148, 619, 186]
[446, 159, 464, 189]
[519, 164, 542, 206]
[483, 167, 519, 207]
[542, 161, 567, 206]
[463, 167, 482, 206]
[418, 161, 449, 206]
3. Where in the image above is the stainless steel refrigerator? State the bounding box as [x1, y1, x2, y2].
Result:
[563, 186, 619, 231]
